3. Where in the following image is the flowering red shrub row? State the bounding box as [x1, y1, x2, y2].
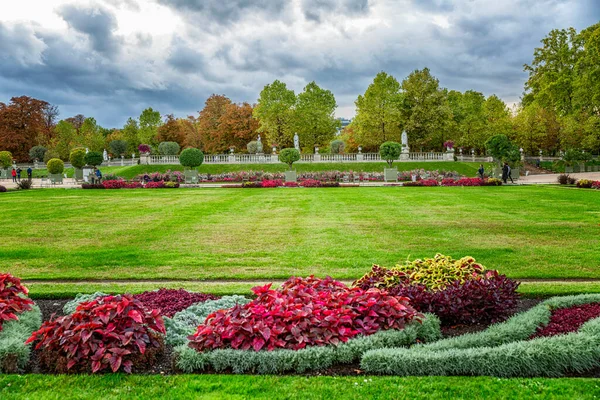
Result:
[133, 289, 218, 318]
[284, 182, 299, 187]
[188, 276, 421, 352]
[403, 178, 502, 187]
[144, 180, 180, 189]
[387, 271, 520, 325]
[0, 273, 34, 331]
[531, 302, 600, 338]
[102, 180, 143, 189]
[593, 181, 600, 189]
[260, 179, 283, 188]
[26, 294, 165, 373]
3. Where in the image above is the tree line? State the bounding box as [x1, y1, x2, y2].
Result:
[0, 22, 598, 162]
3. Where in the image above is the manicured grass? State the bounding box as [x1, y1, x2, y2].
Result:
[0, 375, 599, 399]
[23, 281, 600, 300]
[31, 161, 489, 179]
[1, 186, 599, 281]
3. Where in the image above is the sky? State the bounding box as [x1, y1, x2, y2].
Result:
[0, 0, 599, 128]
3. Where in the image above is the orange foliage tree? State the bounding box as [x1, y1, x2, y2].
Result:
[156, 114, 186, 146]
[0, 96, 50, 161]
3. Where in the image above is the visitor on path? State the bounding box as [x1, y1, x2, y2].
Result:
[11, 168, 16, 183]
[16, 167, 22, 181]
[478, 164, 485, 179]
[502, 162, 514, 184]
[27, 167, 32, 181]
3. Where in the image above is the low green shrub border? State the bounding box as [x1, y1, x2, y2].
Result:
[0, 306, 42, 373]
[174, 313, 441, 374]
[361, 294, 600, 377]
[165, 296, 250, 347]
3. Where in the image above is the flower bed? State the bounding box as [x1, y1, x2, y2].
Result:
[354, 255, 519, 325]
[576, 179, 600, 189]
[27, 294, 165, 373]
[102, 180, 143, 189]
[133, 289, 218, 318]
[0, 274, 41, 372]
[360, 294, 600, 377]
[531, 302, 600, 338]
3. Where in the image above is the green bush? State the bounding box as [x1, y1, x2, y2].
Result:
[179, 148, 204, 168]
[485, 135, 520, 165]
[158, 142, 181, 156]
[46, 158, 65, 174]
[175, 314, 441, 374]
[69, 148, 87, 169]
[278, 148, 300, 170]
[84, 151, 103, 167]
[361, 294, 600, 377]
[165, 295, 250, 347]
[379, 142, 402, 167]
[330, 139, 345, 154]
[109, 140, 128, 157]
[0, 151, 12, 169]
[43, 149, 59, 163]
[63, 292, 109, 315]
[29, 146, 47, 162]
[0, 306, 42, 373]
[247, 141, 258, 154]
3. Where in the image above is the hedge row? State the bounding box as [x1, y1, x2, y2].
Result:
[175, 313, 441, 374]
[0, 306, 42, 373]
[361, 294, 600, 377]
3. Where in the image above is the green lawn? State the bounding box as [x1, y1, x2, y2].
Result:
[1, 375, 598, 399]
[31, 161, 489, 179]
[1, 186, 599, 281]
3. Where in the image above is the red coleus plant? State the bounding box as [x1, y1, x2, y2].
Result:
[188, 276, 421, 352]
[133, 289, 218, 318]
[26, 294, 165, 373]
[531, 302, 600, 338]
[0, 273, 34, 331]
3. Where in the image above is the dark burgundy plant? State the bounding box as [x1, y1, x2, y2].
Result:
[531, 302, 600, 338]
[0, 273, 34, 331]
[188, 276, 421, 352]
[388, 271, 520, 325]
[133, 289, 218, 318]
[26, 294, 165, 373]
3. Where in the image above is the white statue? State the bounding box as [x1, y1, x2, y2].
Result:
[294, 133, 300, 151]
[85, 147, 89, 154]
[103, 149, 108, 161]
[401, 131, 408, 148]
[256, 134, 263, 154]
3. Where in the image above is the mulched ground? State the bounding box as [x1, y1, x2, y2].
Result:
[26, 298, 550, 376]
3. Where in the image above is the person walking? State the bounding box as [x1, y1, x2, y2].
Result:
[11, 168, 17, 183]
[16, 167, 22, 182]
[27, 166, 32, 181]
[478, 164, 485, 180]
[95, 167, 102, 183]
[502, 162, 514, 184]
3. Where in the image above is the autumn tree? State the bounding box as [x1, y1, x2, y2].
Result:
[294, 82, 340, 151]
[156, 114, 185, 146]
[0, 96, 50, 161]
[220, 102, 260, 152]
[80, 117, 104, 152]
[353, 72, 403, 152]
[181, 116, 202, 149]
[253, 80, 296, 148]
[197, 94, 233, 153]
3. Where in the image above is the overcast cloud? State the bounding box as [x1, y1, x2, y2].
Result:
[0, 0, 598, 127]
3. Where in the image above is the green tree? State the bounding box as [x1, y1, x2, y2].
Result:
[109, 140, 128, 157]
[179, 148, 204, 169]
[354, 72, 403, 151]
[253, 80, 296, 148]
[84, 151, 103, 167]
[278, 148, 300, 170]
[294, 82, 340, 151]
[29, 146, 47, 162]
[52, 120, 79, 160]
[330, 139, 345, 154]
[158, 141, 180, 155]
[69, 148, 87, 169]
[485, 135, 520, 165]
[0, 151, 12, 168]
[379, 141, 402, 167]
[138, 108, 162, 146]
[401, 68, 453, 151]
[80, 117, 104, 152]
[122, 118, 140, 154]
[447, 90, 486, 151]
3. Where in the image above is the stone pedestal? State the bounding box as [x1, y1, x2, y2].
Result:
[357, 153, 364, 162]
[384, 168, 398, 182]
[140, 153, 150, 165]
[400, 147, 410, 161]
[228, 154, 235, 163]
[285, 170, 297, 183]
[444, 148, 454, 161]
[314, 154, 321, 162]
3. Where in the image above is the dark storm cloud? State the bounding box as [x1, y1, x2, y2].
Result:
[302, 0, 370, 22]
[58, 3, 122, 56]
[156, 0, 289, 24]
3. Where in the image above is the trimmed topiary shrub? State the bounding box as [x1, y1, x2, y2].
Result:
[0, 151, 12, 169]
[27, 294, 165, 373]
[179, 148, 204, 169]
[158, 141, 180, 156]
[29, 146, 47, 162]
[379, 142, 402, 167]
[84, 151, 103, 167]
[69, 148, 87, 169]
[247, 141, 258, 154]
[278, 148, 300, 170]
[46, 158, 64, 174]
